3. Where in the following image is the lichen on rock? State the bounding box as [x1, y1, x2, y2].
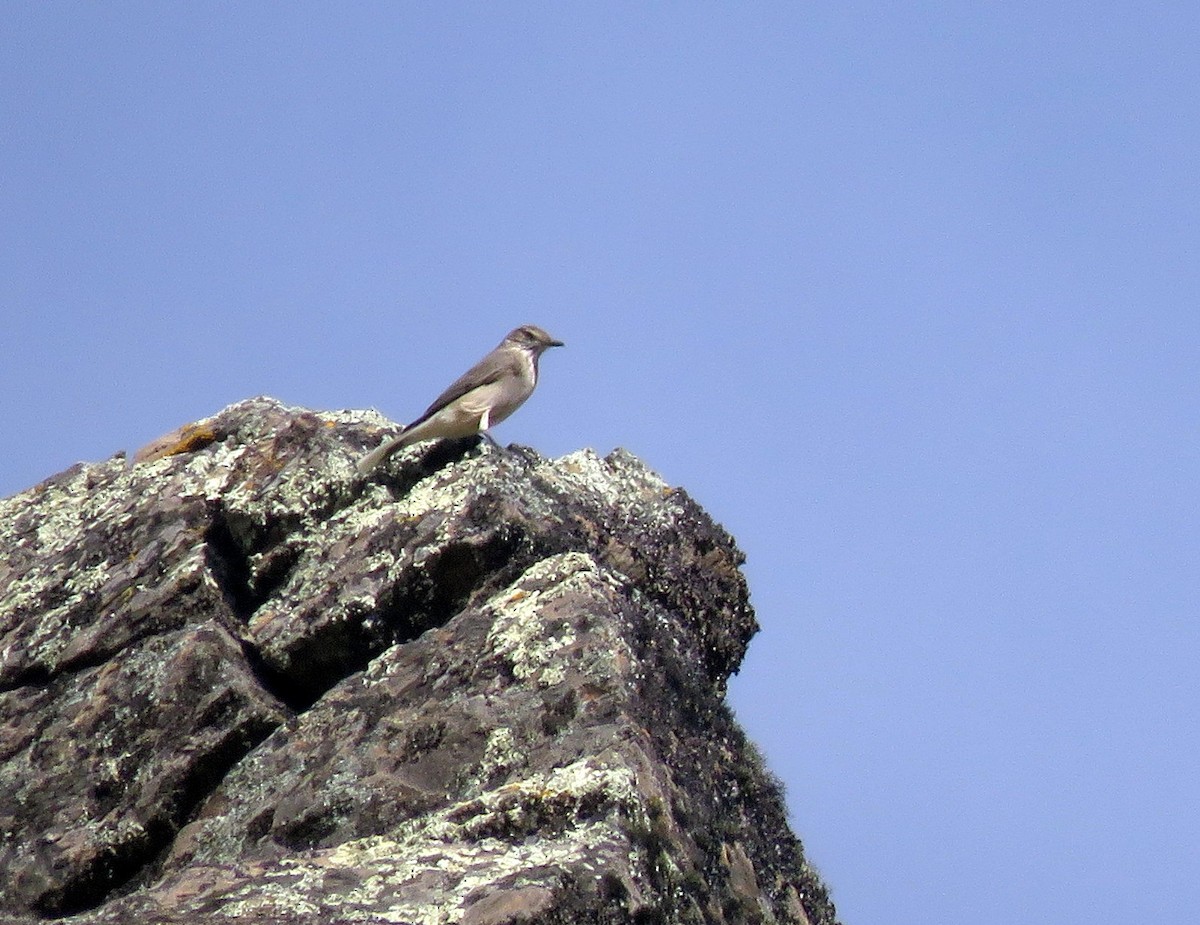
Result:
[0, 397, 837, 924]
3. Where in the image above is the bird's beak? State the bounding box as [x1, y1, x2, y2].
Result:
[548, 338, 565, 348]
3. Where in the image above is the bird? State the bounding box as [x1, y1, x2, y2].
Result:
[357, 324, 564, 474]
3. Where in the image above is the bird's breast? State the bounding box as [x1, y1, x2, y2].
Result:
[486, 353, 537, 425]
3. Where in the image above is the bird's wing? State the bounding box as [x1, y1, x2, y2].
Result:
[407, 352, 519, 428]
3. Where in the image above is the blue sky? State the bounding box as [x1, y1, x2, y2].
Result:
[3, 4, 1197, 922]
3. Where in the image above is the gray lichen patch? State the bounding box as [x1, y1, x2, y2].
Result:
[192, 822, 626, 925]
[484, 552, 631, 688]
[537, 448, 675, 517]
[142, 761, 647, 925]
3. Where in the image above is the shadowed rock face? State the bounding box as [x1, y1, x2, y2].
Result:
[0, 397, 838, 925]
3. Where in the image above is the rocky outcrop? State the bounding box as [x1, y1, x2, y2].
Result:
[0, 397, 837, 924]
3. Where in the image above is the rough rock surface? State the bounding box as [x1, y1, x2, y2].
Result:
[0, 397, 837, 925]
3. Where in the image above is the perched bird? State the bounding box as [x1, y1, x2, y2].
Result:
[357, 324, 564, 474]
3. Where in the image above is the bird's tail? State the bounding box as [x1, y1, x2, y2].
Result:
[356, 430, 408, 475]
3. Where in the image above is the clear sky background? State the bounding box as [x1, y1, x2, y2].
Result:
[3, 4, 1197, 923]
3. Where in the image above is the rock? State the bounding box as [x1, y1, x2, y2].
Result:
[0, 397, 837, 924]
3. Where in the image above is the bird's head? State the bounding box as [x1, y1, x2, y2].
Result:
[506, 325, 565, 355]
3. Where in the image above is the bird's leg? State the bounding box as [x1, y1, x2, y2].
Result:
[474, 409, 502, 451]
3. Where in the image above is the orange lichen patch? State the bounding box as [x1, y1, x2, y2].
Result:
[132, 423, 220, 465]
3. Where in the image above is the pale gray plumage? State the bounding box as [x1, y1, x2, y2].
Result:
[357, 324, 564, 474]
